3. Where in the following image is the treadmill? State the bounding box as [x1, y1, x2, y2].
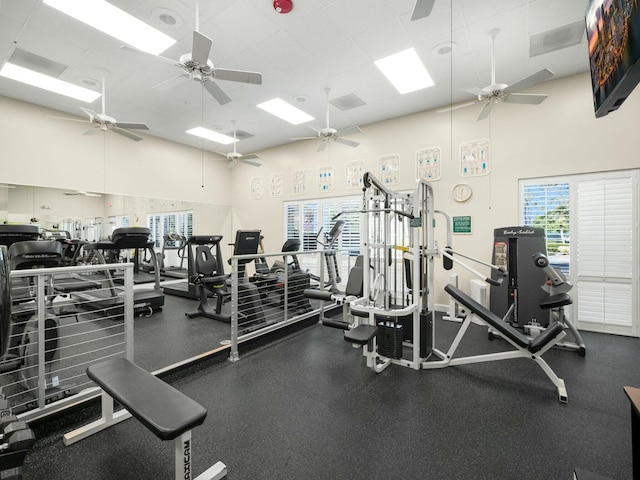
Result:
[163, 235, 223, 300]
[72, 227, 164, 316]
[158, 233, 188, 279]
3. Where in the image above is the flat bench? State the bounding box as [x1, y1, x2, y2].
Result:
[63, 357, 227, 480]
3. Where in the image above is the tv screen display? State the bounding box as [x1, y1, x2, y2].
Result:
[586, 0, 640, 117]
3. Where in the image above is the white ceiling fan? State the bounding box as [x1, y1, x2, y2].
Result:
[53, 77, 149, 141]
[411, 0, 436, 21]
[291, 88, 361, 152]
[216, 121, 261, 168]
[438, 29, 555, 121]
[122, 2, 262, 105]
[63, 191, 102, 197]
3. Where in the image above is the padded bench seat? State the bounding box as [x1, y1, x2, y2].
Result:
[87, 357, 206, 441]
[64, 357, 227, 480]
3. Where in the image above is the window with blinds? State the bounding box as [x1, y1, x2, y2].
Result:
[520, 170, 638, 337]
[147, 211, 193, 247]
[522, 182, 571, 269]
[284, 196, 361, 252]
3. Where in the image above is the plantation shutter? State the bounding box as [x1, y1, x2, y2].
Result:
[575, 172, 638, 336]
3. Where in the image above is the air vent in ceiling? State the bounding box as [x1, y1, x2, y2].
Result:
[226, 129, 254, 140]
[329, 93, 366, 111]
[530, 20, 585, 58]
[8, 48, 68, 77]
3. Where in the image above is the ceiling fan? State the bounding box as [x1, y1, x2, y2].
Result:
[411, 0, 436, 21]
[215, 121, 261, 168]
[438, 29, 555, 121]
[63, 191, 102, 197]
[121, 2, 262, 105]
[291, 88, 362, 152]
[53, 77, 149, 141]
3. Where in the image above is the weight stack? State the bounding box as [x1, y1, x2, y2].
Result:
[376, 320, 403, 359]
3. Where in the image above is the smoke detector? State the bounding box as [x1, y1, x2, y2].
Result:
[273, 0, 293, 14]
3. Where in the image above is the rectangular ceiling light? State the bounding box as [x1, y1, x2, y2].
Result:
[375, 48, 434, 94]
[0, 63, 101, 102]
[43, 0, 176, 55]
[186, 127, 236, 145]
[257, 98, 314, 125]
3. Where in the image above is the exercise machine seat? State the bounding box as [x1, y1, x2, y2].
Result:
[539, 293, 573, 310]
[344, 324, 378, 345]
[194, 246, 227, 286]
[87, 357, 207, 441]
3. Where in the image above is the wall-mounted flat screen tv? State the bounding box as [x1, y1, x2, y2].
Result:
[586, 0, 640, 117]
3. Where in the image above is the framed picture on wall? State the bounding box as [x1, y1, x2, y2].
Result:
[459, 139, 490, 177]
[416, 147, 442, 181]
[378, 154, 400, 185]
[292, 169, 306, 195]
[317, 165, 334, 193]
[250, 176, 263, 200]
[345, 160, 364, 190]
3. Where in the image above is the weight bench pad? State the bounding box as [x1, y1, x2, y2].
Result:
[344, 325, 378, 345]
[87, 358, 207, 441]
[445, 285, 529, 349]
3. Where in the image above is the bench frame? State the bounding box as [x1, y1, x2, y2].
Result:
[422, 285, 568, 403]
[63, 359, 227, 480]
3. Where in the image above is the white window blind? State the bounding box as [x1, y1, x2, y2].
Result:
[520, 170, 638, 337]
[147, 211, 193, 247]
[576, 175, 635, 332]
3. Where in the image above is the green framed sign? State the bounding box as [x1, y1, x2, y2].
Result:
[453, 215, 472, 234]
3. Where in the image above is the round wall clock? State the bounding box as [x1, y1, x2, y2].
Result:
[452, 183, 472, 202]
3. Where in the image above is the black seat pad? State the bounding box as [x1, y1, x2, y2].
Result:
[87, 358, 207, 441]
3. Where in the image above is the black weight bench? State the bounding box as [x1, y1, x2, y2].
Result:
[63, 357, 227, 480]
[423, 285, 569, 403]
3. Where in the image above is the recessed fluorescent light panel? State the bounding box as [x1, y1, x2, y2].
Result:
[186, 127, 236, 145]
[375, 48, 434, 94]
[0, 63, 101, 102]
[43, 0, 176, 55]
[257, 98, 314, 125]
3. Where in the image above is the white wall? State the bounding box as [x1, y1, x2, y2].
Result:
[2, 73, 639, 305]
[230, 73, 639, 305]
[0, 96, 233, 206]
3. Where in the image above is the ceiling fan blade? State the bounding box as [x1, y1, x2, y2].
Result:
[336, 125, 361, 137]
[48, 115, 90, 124]
[79, 107, 100, 121]
[476, 103, 492, 121]
[191, 30, 213, 66]
[240, 158, 262, 167]
[462, 87, 485, 97]
[214, 68, 263, 85]
[120, 44, 178, 66]
[503, 93, 548, 105]
[436, 101, 478, 114]
[317, 139, 329, 152]
[506, 68, 554, 93]
[214, 151, 230, 159]
[115, 122, 149, 130]
[334, 136, 360, 148]
[290, 136, 317, 141]
[410, 0, 436, 21]
[241, 153, 260, 160]
[202, 80, 232, 105]
[113, 128, 144, 141]
[152, 74, 188, 91]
